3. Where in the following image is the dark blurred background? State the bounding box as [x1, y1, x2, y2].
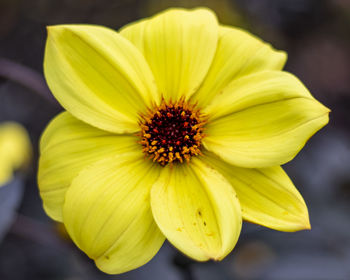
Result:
[0, 0, 349, 279]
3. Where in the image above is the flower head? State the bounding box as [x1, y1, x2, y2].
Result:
[38, 8, 329, 274]
[0, 122, 31, 186]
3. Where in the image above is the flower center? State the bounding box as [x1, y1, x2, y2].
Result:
[139, 99, 205, 166]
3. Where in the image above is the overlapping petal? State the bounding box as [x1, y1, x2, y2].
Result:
[44, 24, 159, 134]
[151, 158, 242, 261]
[203, 71, 330, 168]
[204, 152, 310, 231]
[120, 8, 219, 102]
[63, 153, 164, 274]
[38, 112, 139, 221]
[191, 26, 287, 107]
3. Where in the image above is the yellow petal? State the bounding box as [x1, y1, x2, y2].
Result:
[0, 122, 31, 186]
[120, 8, 219, 102]
[44, 24, 159, 134]
[191, 26, 287, 107]
[203, 71, 330, 168]
[63, 153, 164, 274]
[0, 164, 11, 187]
[151, 158, 242, 261]
[38, 112, 139, 221]
[204, 152, 310, 231]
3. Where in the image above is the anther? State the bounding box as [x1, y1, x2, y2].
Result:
[139, 99, 205, 165]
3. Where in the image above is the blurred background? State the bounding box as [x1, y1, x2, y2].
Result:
[0, 0, 349, 279]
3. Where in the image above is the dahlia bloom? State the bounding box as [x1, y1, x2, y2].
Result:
[0, 122, 31, 186]
[38, 8, 329, 274]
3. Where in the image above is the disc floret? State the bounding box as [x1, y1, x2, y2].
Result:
[140, 99, 205, 166]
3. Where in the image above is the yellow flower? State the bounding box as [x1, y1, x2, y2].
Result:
[38, 8, 330, 274]
[0, 122, 31, 186]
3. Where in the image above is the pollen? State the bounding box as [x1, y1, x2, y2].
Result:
[139, 99, 205, 166]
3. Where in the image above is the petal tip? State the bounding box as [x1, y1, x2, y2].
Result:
[94, 260, 121, 275]
[212, 253, 227, 262]
[46, 24, 84, 37]
[46, 24, 64, 34]
[45, 25, 70, 41]
[278, 50, 288, 68]
[289, 216, 311, 232]
[302, 218, 311, 231]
